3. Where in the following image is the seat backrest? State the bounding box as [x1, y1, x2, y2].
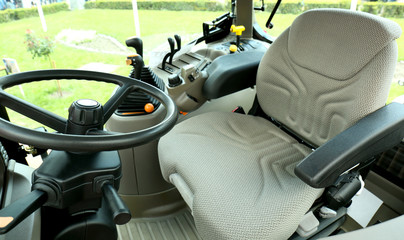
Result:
[256, 9, 401, 147]
[2, 58, 21, 74]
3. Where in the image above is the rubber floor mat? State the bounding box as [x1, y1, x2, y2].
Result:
[117, 209, 202, 240]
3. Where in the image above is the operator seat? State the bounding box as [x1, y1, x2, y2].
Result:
[158, 9, 402, 239]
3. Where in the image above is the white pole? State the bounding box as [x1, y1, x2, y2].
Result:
[132, 0, 141, 37]
[36, 0, 47, 32]
[350, 0, 358, 11]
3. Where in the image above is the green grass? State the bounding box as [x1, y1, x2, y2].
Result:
[0, 9, 403, 129]
[392, 18, 404, 62]
[387, 82, 404, 104]
[5, 80, 116, 129]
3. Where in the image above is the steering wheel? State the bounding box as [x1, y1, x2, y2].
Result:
[0, 69, 178, 152]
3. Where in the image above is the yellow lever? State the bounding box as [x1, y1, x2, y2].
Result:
[230, 25, 245, 36]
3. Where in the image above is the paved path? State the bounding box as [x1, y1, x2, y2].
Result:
[78, 62, 120, 73]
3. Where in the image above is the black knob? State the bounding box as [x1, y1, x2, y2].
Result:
[127, 54, 144, 80]
[167, 37, 175, 55]
[168, 74, 182, 87]
[66, 99, 104, 134]
[102, 184, 131, 225]
[174, 34, 181, 50]
[126, 36, 143, 57]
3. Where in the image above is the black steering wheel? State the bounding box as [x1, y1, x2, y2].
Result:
[0, 69, 178, 152]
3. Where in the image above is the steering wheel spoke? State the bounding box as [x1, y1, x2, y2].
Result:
[0, 91, 67, 132]
[103, 83, 135, 123]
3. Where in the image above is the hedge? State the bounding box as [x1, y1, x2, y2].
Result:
[0, 1, 402, 23]
[84, 0, 404, 18]
[0, 3, 69, 24]
[358, 2, 404, 18]
[85, 1, 230, 12]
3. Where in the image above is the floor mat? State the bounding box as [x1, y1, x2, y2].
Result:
[117, 209, 202, 240]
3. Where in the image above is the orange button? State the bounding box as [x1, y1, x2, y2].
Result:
[144, 103, 155, 113]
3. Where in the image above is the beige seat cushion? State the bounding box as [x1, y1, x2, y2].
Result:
[159, 112, 322, 239]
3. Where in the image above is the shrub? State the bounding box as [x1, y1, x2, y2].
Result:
[0, 9, 12, 23]
[359, 2, 382, 15]
[381, 3, 404, 18]
[277, 3, 304, 14]
[25, 29, 55, 60]
[305, 2, 351, 11]
[0, 3, 68, 24]
[85, 0, 228, 12]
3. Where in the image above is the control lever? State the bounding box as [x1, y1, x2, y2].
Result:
[169, 34, 182, 64]
[174, 34, 181, 54]
[102, 184, 131, 225]
[0, 190, 47, 234]
[230, 25, 245, 50]
[125, 36, 143, 57]
[168, 37, 175, 56]
[167, 37, 175, 64]
[126, 54, 144, 79]
[162, 37, 175, 71]
[231, 0, 236, 17]
[162, 35, 182, 70]
[174, 34, 181, 49]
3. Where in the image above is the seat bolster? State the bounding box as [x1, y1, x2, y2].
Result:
[169, 173, 194, 210]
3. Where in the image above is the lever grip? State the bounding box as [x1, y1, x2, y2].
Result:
[167, 37, 175, 64]
[0, 190, 47, 234]
[126, 36, 143, 57]
[168, 37, 175, 55]
[130, 54, 144, 80]
[102, 184, 131, 225]
[174, 34, 181, 50]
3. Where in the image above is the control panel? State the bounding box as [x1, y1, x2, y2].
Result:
[151, 34, 268, 112]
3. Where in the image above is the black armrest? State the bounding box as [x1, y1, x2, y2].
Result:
[203, 50, 265, 99]
[295, 103, 404, 188]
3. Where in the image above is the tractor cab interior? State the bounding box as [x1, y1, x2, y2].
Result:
[0, 1, 403, 239]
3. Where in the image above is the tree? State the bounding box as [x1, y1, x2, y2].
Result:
[25, 29, 62, 96]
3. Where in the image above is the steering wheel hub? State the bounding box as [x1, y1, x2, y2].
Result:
[67, 99, 104, 134]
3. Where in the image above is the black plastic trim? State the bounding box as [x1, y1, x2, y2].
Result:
[253, 23, 274, 44]
[203, 50, 265, 99]
[295, 103, 404, 188]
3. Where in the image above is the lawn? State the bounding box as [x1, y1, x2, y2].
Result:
[0, 9, 403, 129]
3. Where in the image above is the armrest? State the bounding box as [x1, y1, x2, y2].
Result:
[295, 103, 404, 188]
[203, 50, 265, 99]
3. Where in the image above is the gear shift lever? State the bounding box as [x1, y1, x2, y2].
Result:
[125, 36, 143, 57]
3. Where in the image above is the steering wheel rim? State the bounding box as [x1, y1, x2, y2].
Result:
[0, 69, 178, 152]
